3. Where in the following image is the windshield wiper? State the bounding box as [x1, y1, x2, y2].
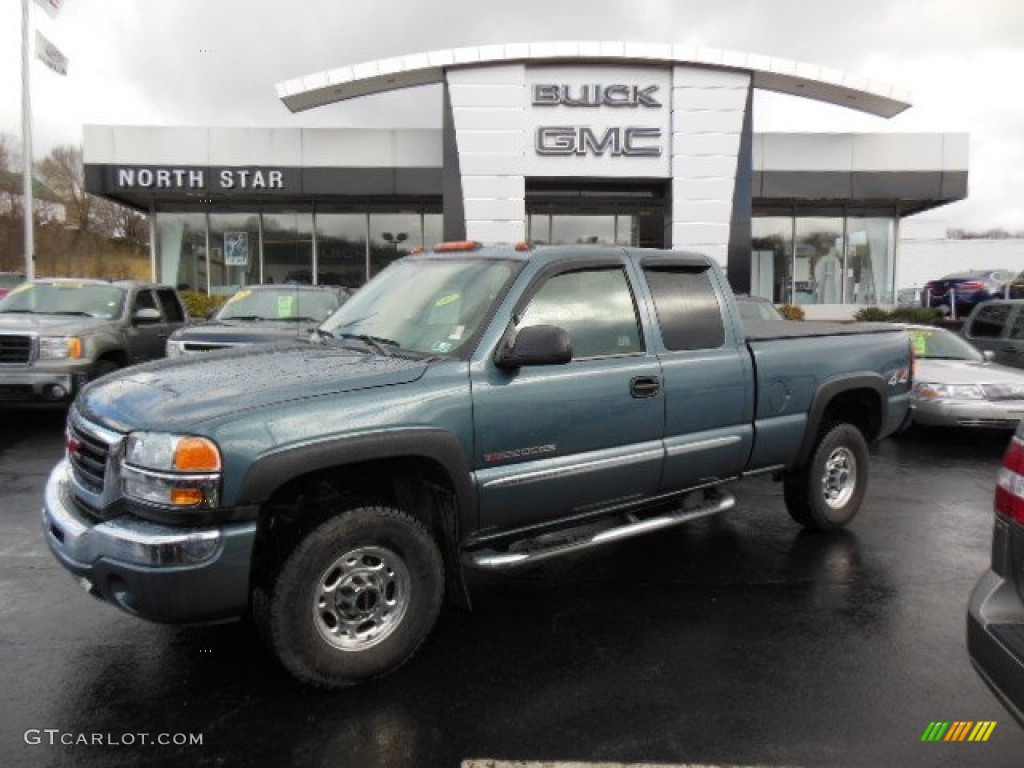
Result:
[0, 309, 37, 314]
[51, 311, 93, 317]
[337, 333, 399, 357]
[222, 315, 267, 322]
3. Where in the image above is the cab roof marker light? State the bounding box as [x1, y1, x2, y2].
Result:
[514, 241, 534, 252]
[433, 240, 482, 253]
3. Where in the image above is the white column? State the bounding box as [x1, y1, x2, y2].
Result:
[670, 66, 751, 266]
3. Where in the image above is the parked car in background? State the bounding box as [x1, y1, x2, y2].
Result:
[907, 324, 1024, 429]
[735, 295, 786, 323]
[968, 420, 1024, 724]
[0, 279, 188, 404]
[166, 283, 349, 357]
[921, 269, 1015, 316]
[0, 272, 26, 299]
[962, 299, 1024, 369]
[1004, 270, 1024, 299]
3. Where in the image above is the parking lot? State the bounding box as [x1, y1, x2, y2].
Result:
[2, 406, 1024, 768]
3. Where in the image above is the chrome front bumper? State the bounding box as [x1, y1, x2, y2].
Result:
[42, 459, 257, 623]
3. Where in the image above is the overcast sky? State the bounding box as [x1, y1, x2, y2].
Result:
[1, 0, 1022, 230]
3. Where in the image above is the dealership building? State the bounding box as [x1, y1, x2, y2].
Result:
[81, 42, 968, 310]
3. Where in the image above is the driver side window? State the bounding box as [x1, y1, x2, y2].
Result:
[519, 268, 642, 358]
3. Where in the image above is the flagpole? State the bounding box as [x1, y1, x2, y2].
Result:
[21, 0, 35, 280]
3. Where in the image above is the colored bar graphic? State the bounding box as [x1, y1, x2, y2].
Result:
[969, 721, 997, 742]
[921, 721, 996, 742]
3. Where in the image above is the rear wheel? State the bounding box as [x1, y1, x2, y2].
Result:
[254, 505, 444, 689]
[783, 423, 868, 531]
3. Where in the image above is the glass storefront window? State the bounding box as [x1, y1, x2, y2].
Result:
[156, 213, 207, 292]
[209, 212, 260, 293]
[551, 215, 616, 245]
[528, 214, 551, 245]
[316, 211, 368, 289]
[846, 216, 895, 305]
[262, 209, 313, 288]
[751, 217, 792, 303]
[423, 213, 444, 252]
[369, 213, 422, 278]
[794, 217, 844, 305]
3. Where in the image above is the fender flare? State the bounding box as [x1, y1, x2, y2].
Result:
[235, 428, 477, 535]
[794, 373, 889, 468]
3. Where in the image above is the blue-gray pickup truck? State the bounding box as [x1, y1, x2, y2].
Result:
[42, 243, 912, 688]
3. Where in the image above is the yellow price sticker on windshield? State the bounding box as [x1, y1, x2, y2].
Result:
[435, 293, 460, 307]
[910, 333, 929, 356]
[9, 283, 32, 295]
[226, 289, 251, 304]
[277, 295, 295, 317]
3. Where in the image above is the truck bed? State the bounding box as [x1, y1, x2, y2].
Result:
[742, 320, 900, 341]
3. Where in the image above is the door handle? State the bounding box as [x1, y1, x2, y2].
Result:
[630, 376, 661, 398]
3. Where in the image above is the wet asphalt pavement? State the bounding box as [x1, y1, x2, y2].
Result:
[2, 407, 1024, 768]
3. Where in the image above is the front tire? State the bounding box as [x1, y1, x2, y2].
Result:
[256, 505, 444, 689]
[783, 423, 868, 531]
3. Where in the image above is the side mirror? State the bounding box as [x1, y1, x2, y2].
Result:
[983, 350, 996, 362]
[133, 307, 162, 325]
[495, 324, 572, 369]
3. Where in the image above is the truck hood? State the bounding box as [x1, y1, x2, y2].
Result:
[78, 344, 429, 431]
[0, 313, 115, 335]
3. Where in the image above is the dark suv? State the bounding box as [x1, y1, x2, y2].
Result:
[165, 283, 349, 356]
[0, 279, 188, 403]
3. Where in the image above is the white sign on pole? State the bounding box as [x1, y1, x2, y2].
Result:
[32, 0, 66, 19]
[35, 31, 68, 76]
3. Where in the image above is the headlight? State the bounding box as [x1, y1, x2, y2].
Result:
[39, 336, 82, 359]
[166, 339, 186, 358]
[913, 382, 985, 400]
[122, 432, 221, 509]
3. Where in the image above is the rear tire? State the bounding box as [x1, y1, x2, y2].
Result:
[783, 423, 868, 531]
[255, 505, 444, 689]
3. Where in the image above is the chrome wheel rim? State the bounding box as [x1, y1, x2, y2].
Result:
[313, 546, 410, 651]
[821, 446, 857, 509]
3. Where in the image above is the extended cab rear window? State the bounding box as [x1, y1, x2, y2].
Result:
[643, 266, 725, 351]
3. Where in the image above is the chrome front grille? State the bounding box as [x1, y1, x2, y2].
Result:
[0, 334, 33, 364]
[69, 421, 110, 493]
[67, 410, 123, 513]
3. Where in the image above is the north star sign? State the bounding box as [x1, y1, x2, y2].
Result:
[532, 83, 663, 158]
[116, 167, 286, 190]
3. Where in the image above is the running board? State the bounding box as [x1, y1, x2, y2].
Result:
[462, 490, 735, 570]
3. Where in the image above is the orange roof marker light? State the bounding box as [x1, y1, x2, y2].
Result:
[433, 241, 482, 253]
[514, 242, 534, 252]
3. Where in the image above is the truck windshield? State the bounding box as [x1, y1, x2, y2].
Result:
[216, 287, 342, 323]
[320, 257, 519, 356]
[0, 282, 127, 319]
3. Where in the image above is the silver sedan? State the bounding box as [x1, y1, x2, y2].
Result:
[909, 324, 1024, 429]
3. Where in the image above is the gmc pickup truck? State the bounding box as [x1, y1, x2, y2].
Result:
[0, 278, 188, 404]
[42, 243, 912, 688]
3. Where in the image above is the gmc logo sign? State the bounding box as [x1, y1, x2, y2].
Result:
[535, 126, 662, 157]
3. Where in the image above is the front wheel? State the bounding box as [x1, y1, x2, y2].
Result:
[255, 505, 444, 689]
[783, 423, 869, 531]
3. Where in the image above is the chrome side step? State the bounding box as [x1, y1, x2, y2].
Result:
[462, 489, 735, 570]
